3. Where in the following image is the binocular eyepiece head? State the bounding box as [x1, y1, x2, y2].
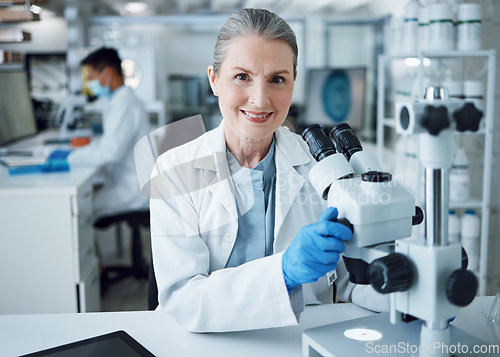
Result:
[302, 123, 362, 162]
[329, 123, 362, 162]
[301, 124, 337, 162]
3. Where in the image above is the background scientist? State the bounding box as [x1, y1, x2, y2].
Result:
[68, 47, 150, 218]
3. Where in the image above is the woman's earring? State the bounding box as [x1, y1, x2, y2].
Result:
[214, 92, 218, 96]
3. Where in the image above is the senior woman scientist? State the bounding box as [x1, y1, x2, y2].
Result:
[150, 8, 387, 333]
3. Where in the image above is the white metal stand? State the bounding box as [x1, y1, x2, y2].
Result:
[376, 49, 497, 296]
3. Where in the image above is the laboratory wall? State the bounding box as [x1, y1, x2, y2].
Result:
[326, 23, 380, 140]
[84, 18, 306, 127]
[1, 1, 499, 294]
[86, 21, 217, 102]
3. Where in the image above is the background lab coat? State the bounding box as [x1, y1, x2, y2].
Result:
[68, 85, 150, 217]
[150, 121, 388, 332]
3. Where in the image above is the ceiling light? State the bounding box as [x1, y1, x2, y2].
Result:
[404, 57, 420, 67]
[124, 2, 149, 14]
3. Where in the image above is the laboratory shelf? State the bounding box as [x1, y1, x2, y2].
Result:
[420, 49, 496, 59]
[0, 62, 23, 70]
[382, 118, 395, 127]
[456, 129, 486, 135]
[382, 49, 496, 60]
[376, 49, 496, 296]
[449, 197, 483, 210]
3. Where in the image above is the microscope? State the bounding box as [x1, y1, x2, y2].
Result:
[302, 123, 422, 283]
[385, 87, 481, 354]
[301, 87, 484, 357]
[56, 94, 87, 139]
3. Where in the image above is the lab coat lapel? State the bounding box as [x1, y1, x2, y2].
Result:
[191, 123, 313, 245]
[193, 122, 238, 222]
[274, 127, 310, 238]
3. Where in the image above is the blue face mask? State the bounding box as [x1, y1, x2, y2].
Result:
[88, 79, 110, 98]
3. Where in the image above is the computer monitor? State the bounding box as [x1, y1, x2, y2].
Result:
[303, 67, 366, 132]
[0, 70, 38, 146]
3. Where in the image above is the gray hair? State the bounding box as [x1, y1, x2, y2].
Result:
[213, 8, 298, 79]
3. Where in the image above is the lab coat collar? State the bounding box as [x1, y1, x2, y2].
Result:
[193, 121, 238, 221]
[274, 126, 311, 167]
[273, 127, 310, 238]
[193, 121, 311, 169]
[193, 121, 227, 171]
[191, 120, 312, 229]
[108, 84, 126, 102]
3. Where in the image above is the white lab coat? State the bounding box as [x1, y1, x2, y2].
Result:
[68, 86, 150, 217]
[150, 121, 388, 333]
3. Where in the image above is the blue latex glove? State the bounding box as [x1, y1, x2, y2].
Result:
[282, 207, 352, 293]
[8, 158, 70, 175]
[43, 149, 71, 172]
[8, 149, 71, 175]
[41, 157, 70, 172]
[48, 149, 71, 160]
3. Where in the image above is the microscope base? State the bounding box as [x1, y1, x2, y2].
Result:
[303, 313, 488, 357]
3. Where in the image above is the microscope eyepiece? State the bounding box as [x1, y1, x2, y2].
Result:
[329, 123, 362, 161]
[301, 124, 337, 162]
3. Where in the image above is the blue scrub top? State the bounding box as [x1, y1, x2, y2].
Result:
[225, 138, 276, 268]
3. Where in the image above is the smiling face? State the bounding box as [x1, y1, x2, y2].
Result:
[208, 35, 295, 150]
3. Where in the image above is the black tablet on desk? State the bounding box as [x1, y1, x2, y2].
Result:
[19, 330, 155, 357]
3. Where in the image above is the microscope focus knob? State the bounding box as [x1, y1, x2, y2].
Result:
[421, 105, 450, 136]
[453, 102, 483, 133]
[368, 253, 414, 294]
[446, 269, 478, 307]
[361, 171, 392, 183]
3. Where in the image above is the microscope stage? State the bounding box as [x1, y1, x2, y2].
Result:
[303, 312, 489, 357]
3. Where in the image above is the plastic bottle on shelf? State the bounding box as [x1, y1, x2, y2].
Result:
[448, 0, 461, 49]
[412, 66, 438, 99]
[448, 209, 460, 244]
[457, 3, 482, 51]
[428, 3, 455, 51]
[404, 0, 421, 54]
[442, 68, 464, 99]
[396, 69, 417, 103]
[449, 147, 470, 202]
[463, 79, 485, 112]
[443, 79, 464, 100]
[418, 5, 430, 52]
[461, 209, 480, 272]
[445, 79, 464, 99]
[388, 17, 405, 55]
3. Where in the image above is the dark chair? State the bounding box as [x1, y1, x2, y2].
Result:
[93, 209, 150, 295]
[147, 259, 159, 310]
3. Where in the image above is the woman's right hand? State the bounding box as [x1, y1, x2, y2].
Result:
[281, 206, 352, 293]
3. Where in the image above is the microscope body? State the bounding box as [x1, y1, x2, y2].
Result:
[390, 88, 481, 354]
[329, 172, 415, 248]
[303, 124, 419, 284]
[57, 94, 87, 139]
[302, 90, 482, 354]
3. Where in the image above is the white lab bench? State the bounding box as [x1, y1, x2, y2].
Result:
[0, 132, 101, 314]
[0, 297, 494, 357]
